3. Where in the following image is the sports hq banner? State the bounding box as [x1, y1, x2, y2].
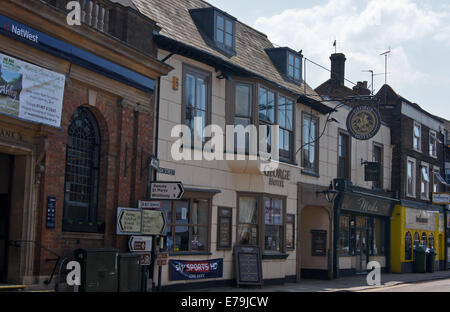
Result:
[0, 52, 65, 128]
[169, 259, 223, 281]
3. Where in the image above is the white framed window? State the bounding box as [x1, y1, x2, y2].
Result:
[413, 122, 421, 151]
[433, 166, 440, 193]
[406, 157, 416, 198]
[420, 162, 430, 200]
[429, 130, 437, 158]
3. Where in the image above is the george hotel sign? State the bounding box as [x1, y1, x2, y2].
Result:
[264, 169, 291, 187]
[341, 193, 392, 217]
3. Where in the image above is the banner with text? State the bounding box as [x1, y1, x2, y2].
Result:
[169, 259, 223, 281]
[0, 52, 65, 127]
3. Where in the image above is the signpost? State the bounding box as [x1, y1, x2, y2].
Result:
[142, 210, 167, 236]
[117, 208, 142, 235]
[129, 236, 153, 252]
[150, 182, 184, 200]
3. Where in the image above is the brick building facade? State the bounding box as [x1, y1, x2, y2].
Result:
[0, 0, 171, 285]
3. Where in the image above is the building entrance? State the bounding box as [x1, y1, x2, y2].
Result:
[0, 154, 13, 282]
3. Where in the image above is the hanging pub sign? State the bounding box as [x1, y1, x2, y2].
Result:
[346, 105, 381, 140]
[364, 162, 381, 182]
[0, 52, 65, 128]
[169, 259, 223, 281]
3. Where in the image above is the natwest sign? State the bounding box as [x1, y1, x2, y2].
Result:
[1, 17, 39, 43]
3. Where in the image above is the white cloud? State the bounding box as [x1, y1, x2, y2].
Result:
[254, 0, 449, 92]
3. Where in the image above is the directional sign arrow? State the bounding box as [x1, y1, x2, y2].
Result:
[150, 182, 184, 200]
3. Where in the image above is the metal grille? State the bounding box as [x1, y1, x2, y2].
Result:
[64, 107, 100, 221]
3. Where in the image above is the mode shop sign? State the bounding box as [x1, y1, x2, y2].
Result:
[0, 52, 65, 128]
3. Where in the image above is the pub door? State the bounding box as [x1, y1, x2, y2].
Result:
[355, 216, 369, 273]
[0, 154, 12, 283]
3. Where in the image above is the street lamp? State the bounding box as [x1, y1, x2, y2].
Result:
[316, 181, 338, 203]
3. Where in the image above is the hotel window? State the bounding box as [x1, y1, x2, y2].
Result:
[264, 197, 283, 252]
[258, 86, 275, 154]
[302, 113, 319, 173]
[63, 107, 101, 233]
[421, 163, 430, 200]
[234, 83, 253, 152]
[278, 95, 294, 160]
[429, 130, 437, 158]
[372, 143, 383, 189]
[216, 13, 234, 50]
[338, 132, 351, 180]
[182, 65, 211, 145]
[287, 52, 301, 82]
[238, 194, 286, 253]
[406, 158, 416, 197]
[162, 199, 210, 252]
[413, 122, 421, 151]
[238, 196, 259, 246]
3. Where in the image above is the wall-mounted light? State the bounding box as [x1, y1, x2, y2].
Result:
[316, 181, 338, 203]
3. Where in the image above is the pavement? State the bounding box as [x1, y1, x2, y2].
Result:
[187, 270, 450, 292]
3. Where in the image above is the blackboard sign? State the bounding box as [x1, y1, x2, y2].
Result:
[234, 245, 263, 287]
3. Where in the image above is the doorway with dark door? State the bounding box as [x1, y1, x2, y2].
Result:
[0, 154, 13, 283]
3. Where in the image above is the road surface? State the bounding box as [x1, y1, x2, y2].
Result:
[364, 278, 450, 292]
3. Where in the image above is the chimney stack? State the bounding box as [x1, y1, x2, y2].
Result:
[330, 53, 346, 87]
[353, 81, 371, 96]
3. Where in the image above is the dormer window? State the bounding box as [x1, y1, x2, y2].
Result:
[288, 52, 301, 82]
[189, 8, 236, 56]
[216, 14, 234, 50]
[266, 48, 303, 84]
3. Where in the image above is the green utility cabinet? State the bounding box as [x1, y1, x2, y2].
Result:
[413, 245, 427, 273]
[118, 253, 142, 292]
[74, 248, 119, 292]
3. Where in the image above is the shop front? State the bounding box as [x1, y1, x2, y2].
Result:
[391, 201, 445, 273]
[333, 179, 397, 277]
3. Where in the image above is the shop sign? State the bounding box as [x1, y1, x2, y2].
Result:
[264, 169, 291, 188]
[432, 193, 450, 205]
[341, 194, 392, 216]
[0, 53, 65, 128]
[169, 259, 223, 281]
[346, 105, 381, 140]
[405, 208, 437, 231]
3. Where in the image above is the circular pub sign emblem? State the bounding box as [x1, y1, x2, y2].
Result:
[346, 105, 381, 140]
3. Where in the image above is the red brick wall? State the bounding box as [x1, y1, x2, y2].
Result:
[35, 80, 154, 276]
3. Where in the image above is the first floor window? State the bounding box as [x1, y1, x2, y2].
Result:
[163, 198, 210, 252]
[407, 159, 416, 197]
[302, 113, 319, 172]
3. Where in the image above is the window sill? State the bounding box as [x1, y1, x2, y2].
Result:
[168, 251, 213, 256]
[262, 252, 289, 260]
[301, 169, 320, 178]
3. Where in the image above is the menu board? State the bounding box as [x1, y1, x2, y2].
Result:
[234, 246, 263, 287]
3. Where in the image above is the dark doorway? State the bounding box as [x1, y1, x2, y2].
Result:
[0, 154, 13, 282]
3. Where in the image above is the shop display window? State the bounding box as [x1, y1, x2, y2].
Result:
[405, 232, 412, 260]
[414, 232, 420, 247]
[429, 233, 434, 249]
[338, 215, 350, 255]
[422, 232, 428, 247]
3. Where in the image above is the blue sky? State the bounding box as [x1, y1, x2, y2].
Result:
[207, 0, 450, 120]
